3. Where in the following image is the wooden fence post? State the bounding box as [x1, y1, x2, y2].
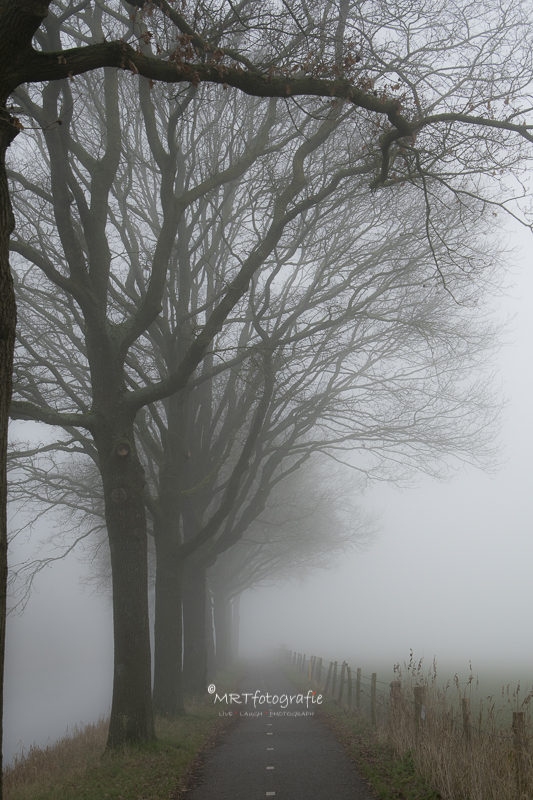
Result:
[513, 711, 527, 796]
[461, 697, 472, 749]
[347, 666, 353, 710]
[308, 656, 313, 682]
[324, 662, 333, 695]
[414, 686, 426, 737]
[390, 680, 402, 726]
[302, 654, 306, 674]
[332, 661, 338, 699]
[371, 673, 377, 727]
[317, 658, 322, 686]
[356, 668, 361, 712]
[338, 662, 346, 706]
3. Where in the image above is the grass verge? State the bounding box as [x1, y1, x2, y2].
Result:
[317, 706, 441, 800]
[4, 668, 242, 800]
[281, 663, 442, 800]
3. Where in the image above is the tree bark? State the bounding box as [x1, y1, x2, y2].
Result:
[213, 587, 233, 673]
[206, 589, 216, 682]
[152, 393, 187, 716]
[152, 529, 185, 716]
[182, 561, 208, 695]
[95, 422, 155, 746]
[231, 592, 241, 665]
[0, 116, 17, 800]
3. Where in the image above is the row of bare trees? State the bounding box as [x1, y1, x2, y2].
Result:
[1, 4, 532, 793]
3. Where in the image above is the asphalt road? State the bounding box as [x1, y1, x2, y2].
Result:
[186, 661, 375, 800]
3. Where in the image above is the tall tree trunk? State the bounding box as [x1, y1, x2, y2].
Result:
[231, 592, 241, 664]
[96, 423, 156, 746]
[152, 394, 187, 716]
[152, 526, 185, 716]
[206, 589, 216, 682]
[1, 13, 62, 788]
[0, 115, 18, 800]
[213, 587, 233, 673]
[182, 561, 208, 694]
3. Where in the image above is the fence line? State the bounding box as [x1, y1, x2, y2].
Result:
[281, 646, 533, 799]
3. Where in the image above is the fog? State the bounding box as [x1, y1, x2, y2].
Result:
[241, 227, 533, 679]
[4, 543, 113, 761]
[4, 226, 533, 762]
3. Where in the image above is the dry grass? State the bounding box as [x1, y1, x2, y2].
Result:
[286, 652, 533, 800]
[387, 656, 533, 800]
[2, 668, 244, 800]
[3, 717, 109, 799]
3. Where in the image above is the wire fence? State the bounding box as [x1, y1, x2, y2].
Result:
[282, 647, 533, 800]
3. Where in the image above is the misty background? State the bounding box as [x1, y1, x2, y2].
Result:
[4, 222, 533, 762]
[242, 227, 533, 677]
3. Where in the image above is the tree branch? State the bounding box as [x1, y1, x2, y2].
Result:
[10, 400, 94, 431]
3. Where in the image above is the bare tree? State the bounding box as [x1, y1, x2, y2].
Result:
[7, 64, 368, 719]
[1, 0, 532, 768]
[9, 15, 506, 712]
[10, 102, 502, 702]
